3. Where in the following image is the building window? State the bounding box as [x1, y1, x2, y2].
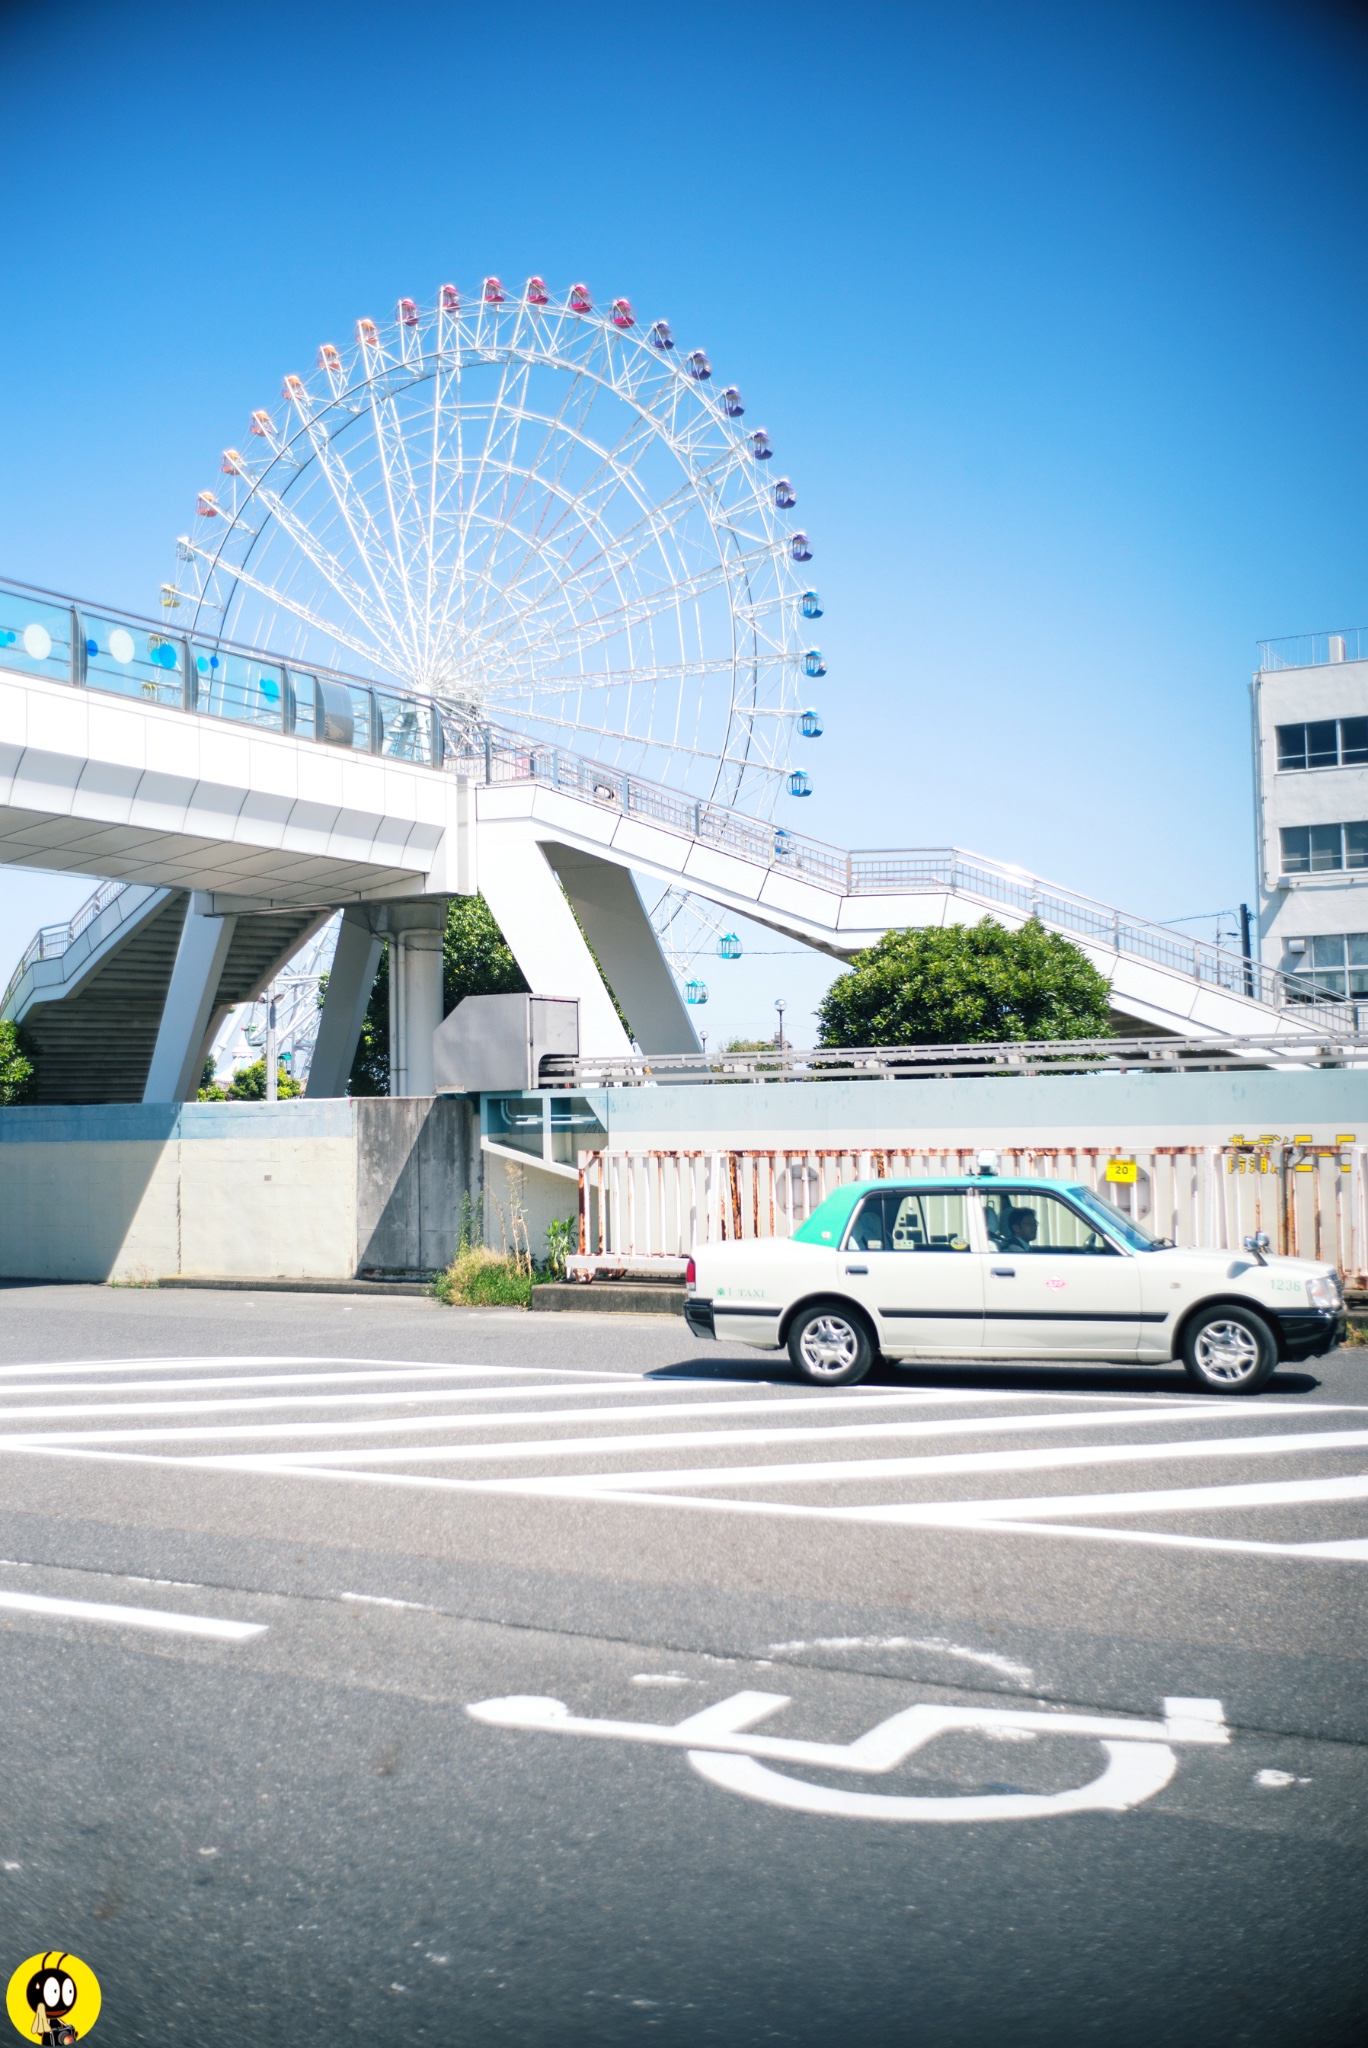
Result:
[1280, 821, 1368, 873]
[1291, 933, 1368, 999]
[1276, 717, 1368, 770]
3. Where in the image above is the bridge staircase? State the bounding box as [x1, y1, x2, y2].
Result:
[3, 884, 326, 1103]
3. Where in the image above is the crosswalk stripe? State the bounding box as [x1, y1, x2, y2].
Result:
[184, 1423, 1368, 1477]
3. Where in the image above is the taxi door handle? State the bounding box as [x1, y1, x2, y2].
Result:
[845, 1264, 869, 1275]
[991, 1267, 1016, 1278]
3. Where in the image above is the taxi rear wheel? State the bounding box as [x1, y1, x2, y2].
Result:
[1181, 1304, 1278, 1394]
[787, 1301, 875, 1386]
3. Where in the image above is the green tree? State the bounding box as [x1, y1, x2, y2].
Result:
[0, 1020, 36, 1105]
[816, 918, 1113, 1048]
[225, 1058, 303, 1100]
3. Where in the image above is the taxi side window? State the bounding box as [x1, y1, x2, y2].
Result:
[980, 1189, 1116, 1255]
[846, 1191, 971, 1252]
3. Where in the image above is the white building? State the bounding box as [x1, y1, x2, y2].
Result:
[1252, 628, 1368, 1008]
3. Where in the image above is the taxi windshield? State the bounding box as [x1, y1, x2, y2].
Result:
[1068, 1185, 1162, 1252]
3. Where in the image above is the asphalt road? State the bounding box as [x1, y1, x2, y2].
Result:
[0, 1283, 1364, 2047]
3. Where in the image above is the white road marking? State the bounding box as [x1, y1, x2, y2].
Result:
[466, 1690, 1227, 1823]
[765, 1637, 1036, 1686]
[205, 1423, 1368, 1483]
[0, 1587, 266, 1641]
[3, 1358, 1365, 1565]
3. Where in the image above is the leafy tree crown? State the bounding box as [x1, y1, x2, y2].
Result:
[816, 918, 1112, 1048]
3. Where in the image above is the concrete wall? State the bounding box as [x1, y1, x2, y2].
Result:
[586, 1065, 1368, 1153]
[354, 1095, 480, 1275]
[0, 1096, 480, 1282]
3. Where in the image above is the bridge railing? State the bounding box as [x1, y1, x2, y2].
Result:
[0, 570, 1353, 1028]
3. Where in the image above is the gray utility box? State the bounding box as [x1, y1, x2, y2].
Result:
[432, 993, 579, 1095]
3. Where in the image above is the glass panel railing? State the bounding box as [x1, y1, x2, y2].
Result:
[190, 646, 284, 729]
[345, 683, 375, 750]
[375, 689, 432, 764]
[82, 613, 183, 705]
[0, 592, 74, 684]
[286, 670, 317, 740]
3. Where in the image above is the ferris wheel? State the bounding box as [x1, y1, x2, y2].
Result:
[169, 278, 826, 815]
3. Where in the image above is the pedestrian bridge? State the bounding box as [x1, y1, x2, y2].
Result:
[0, 575, 1357, 1103]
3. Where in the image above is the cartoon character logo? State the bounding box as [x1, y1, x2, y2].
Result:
[5, 1954, 101, 2042]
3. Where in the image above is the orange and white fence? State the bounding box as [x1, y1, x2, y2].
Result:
[571, 1141, 1368, 1285]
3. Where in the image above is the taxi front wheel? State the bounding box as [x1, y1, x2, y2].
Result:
[1181, 1303, 1278, 1394]
[787, 1301, 875, 1386]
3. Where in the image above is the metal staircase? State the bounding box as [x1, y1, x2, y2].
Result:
[3, 883, 327, 1103]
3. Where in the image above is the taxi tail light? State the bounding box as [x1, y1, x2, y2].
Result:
[685, 1258, 696, 1288]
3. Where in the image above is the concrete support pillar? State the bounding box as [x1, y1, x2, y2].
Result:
[388, 924, 444, 1097]
[542, 843, 700, 1056]
[478, 837, 632, 1058]
[143, 892, 239, 1103]
[305, 909, 385, 1099]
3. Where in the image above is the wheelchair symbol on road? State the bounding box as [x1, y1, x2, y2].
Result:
[466, 1690, 1229, 1822]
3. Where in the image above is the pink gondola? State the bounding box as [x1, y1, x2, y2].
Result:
[483, 277, 506, 304]
[569, 282, 593, 313]
[197, 491, 220, 518]
[440, 284, 460, 313]
[397, 297, 419, 326]
[610, 297, 635, 328]
[525, 276, 549, 305]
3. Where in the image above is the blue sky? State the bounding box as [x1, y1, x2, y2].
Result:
[1, 0, 1365, 1044]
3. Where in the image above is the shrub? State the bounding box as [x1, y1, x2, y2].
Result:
[432, 1246, 533, 1309]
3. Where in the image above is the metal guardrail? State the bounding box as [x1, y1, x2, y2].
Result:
[548, 1030, 1368, 1088]
[0, 568, 1351, 1028]
[0, 879, 151, 1019]
[1257, 626, 1368, 671]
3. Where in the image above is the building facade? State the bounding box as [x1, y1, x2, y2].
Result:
[1251, 628, 1368, 1005]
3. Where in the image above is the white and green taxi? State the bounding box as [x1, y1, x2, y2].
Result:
[682, 1171, 1347, 1394]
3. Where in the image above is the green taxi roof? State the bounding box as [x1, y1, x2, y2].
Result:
[790, 1175, 1091, 1247]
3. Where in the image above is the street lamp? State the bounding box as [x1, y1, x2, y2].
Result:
[774, 998, 786, 1053]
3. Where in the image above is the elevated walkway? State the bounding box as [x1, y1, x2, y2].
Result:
[1, 571, 1362, 1102]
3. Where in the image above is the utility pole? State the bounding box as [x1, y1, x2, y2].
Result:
[774, 998, 786, 1053]
[265, 988, 278, 1102]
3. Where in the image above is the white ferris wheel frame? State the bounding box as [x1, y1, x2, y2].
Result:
[170, 280, 823, 814]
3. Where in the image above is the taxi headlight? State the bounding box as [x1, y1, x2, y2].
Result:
[1306, 1274, 1344, 1311]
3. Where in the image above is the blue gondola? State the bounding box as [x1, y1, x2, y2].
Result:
[773, 478, 796, 510]
[749, 428, 773, 460]
[717, 932, 742, 960]
[787, 770, 812, 797]
[801, 589, 823, 619]
[686, 350, 711, 380]
[789, 533, 813, 562]
[648, 320, 675, 350]
[800, 710, 823, 739]
[803, 649, 825, 677]
[722, 386, 745, 417]
[685, 978, 708, 1005]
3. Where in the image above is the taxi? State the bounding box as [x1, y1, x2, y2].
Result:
[682, 1170, 1347, 1393]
